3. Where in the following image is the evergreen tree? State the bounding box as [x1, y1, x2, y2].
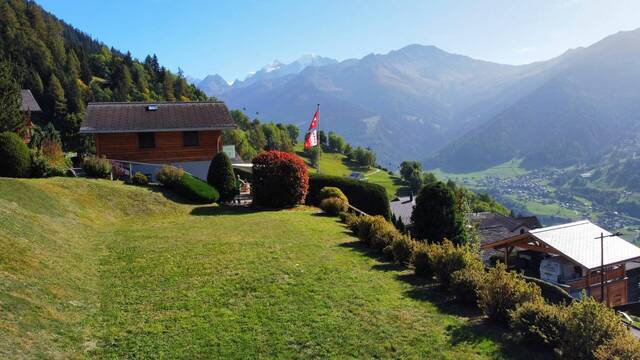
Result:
[47, 74, 67, 123]
[65, 50, 84, 113]
[0, 60, 22, 133]
[26, 69, 43, 97]
[411, 181, 468, 245]
[174, 68, 187, 100]
[112, 61, 132, 101]
[207, 152, 237, 203]
[162, 69, 175, 101]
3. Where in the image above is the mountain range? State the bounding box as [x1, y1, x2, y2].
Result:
[195, 28, 640, 171]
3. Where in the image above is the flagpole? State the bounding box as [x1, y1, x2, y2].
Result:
[316, 103, 320, 174]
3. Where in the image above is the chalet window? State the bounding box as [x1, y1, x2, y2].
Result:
[138, 132, 155, 148]
[183, 131, 199, 146]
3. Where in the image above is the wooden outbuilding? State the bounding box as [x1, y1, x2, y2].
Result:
[482, 220, 640, 306]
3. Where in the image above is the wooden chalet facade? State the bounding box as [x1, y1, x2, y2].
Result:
[20, 89, 42, 144]
[482, 220, 640, 306]
[80, 102, 235, 180]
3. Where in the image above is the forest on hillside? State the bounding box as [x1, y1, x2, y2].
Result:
[0, 0, 209, 153]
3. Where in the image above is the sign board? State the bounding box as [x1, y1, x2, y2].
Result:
[223, 145, 236, 159]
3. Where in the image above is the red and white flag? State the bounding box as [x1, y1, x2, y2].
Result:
[304, 107, 319, 150]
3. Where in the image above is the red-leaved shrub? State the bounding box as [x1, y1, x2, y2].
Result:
[252, 150, 309, 207]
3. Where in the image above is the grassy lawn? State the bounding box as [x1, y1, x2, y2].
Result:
[294, 144, 406, 197]
[0, 178, 547, 358]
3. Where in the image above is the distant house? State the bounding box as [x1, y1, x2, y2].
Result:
[471, 212, 542, 245]
[482, 220, 640, 306]
[390, 194, 416, 228]
[80, 101, 235, 180]
[20, 89, 42, 143]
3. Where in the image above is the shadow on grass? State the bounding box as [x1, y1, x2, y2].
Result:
[147, 185, 208, 205]
[190, 205, 262, 216]
[337, 236, 554, 359]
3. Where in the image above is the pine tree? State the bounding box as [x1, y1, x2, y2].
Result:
[65, 50, 84, 113]
[0, 60, 22, 133]
[162, 70, 175, 101]
[47, 74, 67, 124]
[26, 69, 44, 97]
[113, 62, 132, 101]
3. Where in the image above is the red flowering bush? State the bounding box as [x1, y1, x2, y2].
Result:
[252, 150, 309, 207]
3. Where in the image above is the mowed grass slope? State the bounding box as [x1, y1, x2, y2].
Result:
[0, 178, 542, 358]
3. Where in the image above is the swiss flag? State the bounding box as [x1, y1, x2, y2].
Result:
[304, 108, 319, 150]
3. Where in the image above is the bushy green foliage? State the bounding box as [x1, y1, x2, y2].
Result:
[82, 156, 111, 179]
[400, 161, 423, 192]
[426, 239, 482, 289]
[207, 152, 236, 202]
[252, 151, 309, 207]
[0, 132, 31, 178]
[559, 296, 628, 359]
[355, 215, 388, 245]
[347, 146, 376, 168]
[172, 173, 219, 204]
[594, 333, 640, 360]
[477, 263, 543, 324]
[390, 234, 416, 265]
[450, 265, 486, 304]
[29, 150, 65, 178]
[412, 242, 433, 278]
[307, 174, 390, 219]
[318, 186, 348, 203]
[412, 181, 468, 245]
[510, 300, 566, 349]
[156, 166, 184, 186]
[0, 60, 22, 133]
[339, 211, 357, 225]
[320, 197, 348, 216]
[132, 172, 149, 186]
[369, 219, 400, 252]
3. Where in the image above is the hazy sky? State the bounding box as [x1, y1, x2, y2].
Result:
[38, 0, 640, 82]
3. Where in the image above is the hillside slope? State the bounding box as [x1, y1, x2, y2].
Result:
[0, 178, 541, 358]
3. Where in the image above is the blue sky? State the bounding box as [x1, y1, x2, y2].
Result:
[38, 0, 640, 82]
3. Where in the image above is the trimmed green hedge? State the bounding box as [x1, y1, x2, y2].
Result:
[173, 173, 219, 204]
[523, 276, 574, 305]
[307, 174, 390, 219]
[0, 131, 31, 178]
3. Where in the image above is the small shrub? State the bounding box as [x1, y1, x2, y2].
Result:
[0, 131, 31, 178]
[450, 265, 486, 305]
[382, 245, 394, 261]
[477, 263, 543, 324]
[156, 165, 184, 186]
[132, 172, 149, 186]
[559, 296, 629, 359]
[594, 333, 640, 360]
[82, 156, 111, 179]
[523, 276, 574, 305]
[368, 217, 399, 251]
[307, 174, 390, 218]
[318, 186, 348, 203]
[173, 173, 220, 204]
[252, 151, 309, 207]
[356, 215, 388, 245]
[390, 234, 416, 265]
[29, 150, 49, 178]
[207, 152, 236, 202]
[427, 239, 482, 290]
[339, 211, 356, 225]
[510, 300, 566, 349]
[347, 214, 363, 234]
[320, 197, 348, 216]
[412, 242, 432, 278]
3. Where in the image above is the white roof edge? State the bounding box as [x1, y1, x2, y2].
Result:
[529, 220, 592, 234]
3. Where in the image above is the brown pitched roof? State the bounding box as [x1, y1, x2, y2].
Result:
[20, 90, 41, 112]
[80, 101, 235, 133]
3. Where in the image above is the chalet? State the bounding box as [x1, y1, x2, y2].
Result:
[482, 220, 640, 306]
[79, 101, 235, 180]
[390, 194, 415, 228]
[20, 89, 42, 143]
[471, 212, 542, 261]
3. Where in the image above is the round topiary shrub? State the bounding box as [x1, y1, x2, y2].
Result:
[252, 150, 309, 208]
[207, 152, 236, 203]
[320, 197, 348, 216]
[156, 165, 184, 186]
[132, 172, 149, 186]
[0, 131, 31, 178]
[82, 156, 112, 179]
[318, 186, 348, 203]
